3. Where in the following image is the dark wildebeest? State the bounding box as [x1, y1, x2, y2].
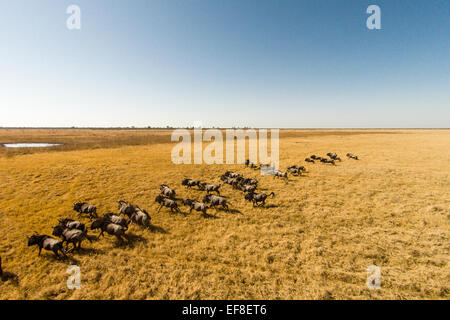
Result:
[245, 159, 250, 166]
[224, 171, 241, 179]
[160, 184, 176, 199]
[181, 178, 200, 188]
[242, 178, 258, 186]
[274, 170, 288, 179]
[91, 218, 128, 242]
[320, 158, 335, 165]
[130, 209, 151, 227]
[244, 191, 275, 207]
[183, 199, 210, 216]
[73, 202, 98, 219]
[155, 195, 181, 214]
[346, 153, 359, 160]
[203, 194, 232, 211]
[327, 153, 342, 161]
[287, 167, 302, 176]
[238, 183, 257, 193]
[310, 155, 318, 160]
[57, 218, 86, 232]
[52, 225, 91, 252]
[250, 163, 259, 169]
[199, 183, 221, 195]
[0, 256, 3, 277]
[117, 201, 151, 226]
[305, 158, 315, 163]
[27, 234, 67, 258]
[103, 213, 130, 229]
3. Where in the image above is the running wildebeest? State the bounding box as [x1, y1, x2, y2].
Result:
[160, 184, 176, 199]
[155, 195, 181, 214]
[130, 208, 151, 227]
[203, 194, 232, 211]
[103, 213, 130, 228]
[27, 233, 67, 258]
[287, 167, 302, 176]
[274, 170, 288, 179]
[327, 153, 342, 161]
[57, 218, 86, 232]
[91, 218, 128, 242]
[117, 201, 152, 226]
[199, 182, 221, 195]
[183, 199, 210, 216]
[238, 183, 257, 193]
[73, 202, 98, 219]
[305, 158, 315, 163]
[224, 171, 241, 179]
[320, 158, 335, 165]
[346, 153, 359, 160]
[181, 178, 200, 188]
[244, 191, 275, 207]
[52, 225, 91, 252]
[249, 163, 259, 169]
[242, 178, 258, 186]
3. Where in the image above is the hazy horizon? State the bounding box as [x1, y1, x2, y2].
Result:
[1, 1, 449, 128]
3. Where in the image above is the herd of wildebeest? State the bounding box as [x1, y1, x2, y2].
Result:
[0, 152, 359, 275]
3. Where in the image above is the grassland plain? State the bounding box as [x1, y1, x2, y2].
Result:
[0, 129, 449, 299]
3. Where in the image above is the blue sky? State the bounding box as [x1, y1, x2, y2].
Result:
[0, 0, 448, 128]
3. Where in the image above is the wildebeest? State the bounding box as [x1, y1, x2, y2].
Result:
[245, 159, 250, 166]
[249, 163, 259, 169]
[203, 194, 232, 211]
[181, 178, 200, 188]
[224, 171, 241, 179]
[91, 218, 128, 242]
[287, 167, 302, 176]
[199, 183, 221, 195]
[73, 202, 98, 219]
[183, 199, 210, 216]
[0, 256, 3, 277]
[346, 153, 359, 160]
[327, 153, 342, 161]
[221, 175, 243, 186]
[160, 184, 176, 199]
[103, 213, 130, 228]
[242, 178, 258, 186]
[27, 233, 67, 258]
[52, 225, 91, 252]
[310, 155, 318, 160]
[238, 183, 257, 193]
[244, 192, 275, 207]
[117, 201, 152, 225]
[305, 158, 315, 163]
[57, 218, 86, 232]
[130, 208, 151, 227]
[274, 170, 288, 179]
[155, 195, 181, 214]
[320, 158, 335, 165]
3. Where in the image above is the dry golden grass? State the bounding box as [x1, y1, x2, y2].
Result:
[0, 129, 449, 300]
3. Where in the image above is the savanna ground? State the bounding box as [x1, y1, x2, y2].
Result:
[0, 129, 448, 300]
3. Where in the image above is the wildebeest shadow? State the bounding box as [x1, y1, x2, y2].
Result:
[123, 233, 147, 247]
[1, 272, 19, 285]
[71, 247, 104, 256]
[201, 213, 220, 219]
[216, 208, 242, 214]
[148, 224, 169, 234]
[262, 204, 279, 209]
[41, 254, 79, 264]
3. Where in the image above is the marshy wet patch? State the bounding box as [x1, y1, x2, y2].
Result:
[2, 143, 61, 148]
